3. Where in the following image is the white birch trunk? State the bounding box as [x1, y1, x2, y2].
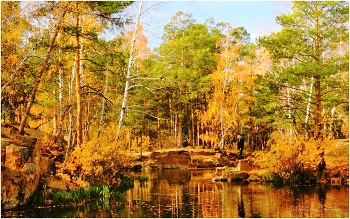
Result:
[305, 77, 314, 136]
[115, 1, 144, 141]
[58, 48, 64, 133]
[66, 63, 75, 159]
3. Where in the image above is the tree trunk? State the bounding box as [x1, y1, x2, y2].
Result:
[315, 76, 322, 139]
[18, 7, 68, 135]
[98, 65, 109, 137]
[58, 59, 64, 133]
[186, 103, 192, 146]
[75, 13, 83, 148]
[53, 90, 57, 135]
[191, 107, 195, 146]
[66, 63, 75, 160]
[305, 77, 314, 137]
[115, 1, 143, 141]
[169, 96, 174, 140]
[177, 115, 183, 147]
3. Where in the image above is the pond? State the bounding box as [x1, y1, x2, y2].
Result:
[2, 169, 349, 218]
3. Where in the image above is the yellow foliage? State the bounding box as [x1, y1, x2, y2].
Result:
[130, 135, 151, 152]
[341, 116, 349, 137]
[61, 125, 131, 185]
[252, 135, 335, 177]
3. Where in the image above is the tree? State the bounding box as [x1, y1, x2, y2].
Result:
[259, 1, 349, 173]
[18, 2, 71, 135]
[259, 1, 349, 139]
[157, 12, 220, 147]
[115, 1, 162, 141]
[1, 1, 31, 124]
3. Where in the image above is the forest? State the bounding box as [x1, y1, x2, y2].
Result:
[1, 1, 349, 186]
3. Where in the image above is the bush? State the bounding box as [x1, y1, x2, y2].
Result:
[61, 125, 131, 186]
[252, 135, 335, 184]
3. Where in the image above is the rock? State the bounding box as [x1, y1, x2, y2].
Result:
[228, 171, 249, 181]
[15, 135, 37, 148]
[20, 163, 40, 204]
[237, 159, 253, 171]
[5, 144, 32, 170]
[149, 150, 193, 169]
[246, 173, 261, 182]
[38, 156, 51, 174]
[212, 176, 228, 182]
[1, 138, 12, 165]
[46, 176, 68, 191]
[192, 155, 217, 168]
[1, 163, 40, 210]
[1, 166, 21, 210]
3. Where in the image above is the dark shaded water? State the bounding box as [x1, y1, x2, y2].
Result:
[2, 169, 349, 218]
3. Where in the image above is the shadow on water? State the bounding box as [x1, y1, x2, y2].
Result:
[2, 169, 349, 218]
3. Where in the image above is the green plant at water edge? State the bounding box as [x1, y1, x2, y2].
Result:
[113, 175, 134, 193]
[111, 192, 126, 202]
[137, 176, 149, 183]
[100, 185, 110, 197]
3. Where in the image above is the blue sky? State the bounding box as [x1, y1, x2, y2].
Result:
[104, 1, 290, 48]
[148, 1, 288, 48]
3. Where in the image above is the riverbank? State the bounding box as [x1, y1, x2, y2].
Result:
[1, 124, 348, 211]
[2, 169, 349, 218]
[125, 139, 349, 186]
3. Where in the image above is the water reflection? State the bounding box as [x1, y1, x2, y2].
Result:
[2, 169, 349, 218]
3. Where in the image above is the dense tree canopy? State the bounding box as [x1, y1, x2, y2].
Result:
[1, 1, 348, 181]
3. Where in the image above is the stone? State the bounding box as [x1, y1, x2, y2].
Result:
[1, 163, 40, 210]
[5, 144, 31, 170]
[237, 159, 253, 171]
[20, 163, 40, 204]
[1, 138, 12, 165]
[212, 176, 228, 182]
[38, 156, 51, 174]
[21, 163, 39, 175]
[1, 166, 21, 210]
[215, 166, 227, 177]
[228, 171, 249, 181]
[247, 173, 261, 182]
[192, 155, 217, 168]
[15, 135, 37, 148]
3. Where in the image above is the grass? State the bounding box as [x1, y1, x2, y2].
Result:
[31, 175, 135, 207]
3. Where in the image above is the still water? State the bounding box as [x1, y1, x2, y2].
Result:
[3, 169, 349, 218]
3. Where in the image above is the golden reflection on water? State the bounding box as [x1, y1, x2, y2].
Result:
[2, 169, 348, 218]
[127, 169, 349, 218]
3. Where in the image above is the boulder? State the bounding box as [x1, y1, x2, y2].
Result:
[1, 138, 12, 165]
[238, 159, 253, 171]
[228, 171, 249, 181]
[20, 163, 41, 204]
[1, 163, 40, 210]
[38, 156, 51, 174]
[1, 166, 22, 210]
[192, 155, 218, 168]
[165, 150, 193, 169]
[15, 135, 37, 148]
[5, 144, 32, 170]
[149, 150, 193, 169]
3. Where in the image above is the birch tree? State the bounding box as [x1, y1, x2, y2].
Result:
[115, 1, 162, 141]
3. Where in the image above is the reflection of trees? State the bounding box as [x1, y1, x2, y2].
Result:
[122, 170, 349, 218]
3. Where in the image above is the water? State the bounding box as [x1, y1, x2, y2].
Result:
[2, 169, 349, 218]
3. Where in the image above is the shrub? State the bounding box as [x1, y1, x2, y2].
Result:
[61, 125, 131, 186]
[252, 135, 335, 184]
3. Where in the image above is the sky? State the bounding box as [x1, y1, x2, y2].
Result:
[104, 1, 291, 49]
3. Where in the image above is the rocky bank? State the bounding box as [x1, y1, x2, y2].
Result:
[1, 125, 66, 210]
